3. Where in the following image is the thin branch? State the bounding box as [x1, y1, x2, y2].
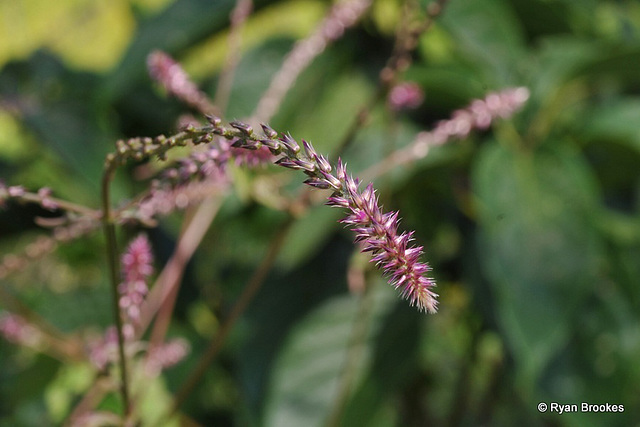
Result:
[147, 196, 224, 348]
[0, 188, 101, 218]
[101, 160, 131, 416]
[251, 0, 372, 124]
[360, 87, 531, 182]
[0, 218, 98, 280]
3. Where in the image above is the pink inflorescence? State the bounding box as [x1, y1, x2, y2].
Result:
[327, 160, 438, 313]
[162, 143, 230, 185]
[253, 125, 438, 312]
[147, 50, 212, 113]
[119, 234, 154, 325]
[417, 87, 530, 147]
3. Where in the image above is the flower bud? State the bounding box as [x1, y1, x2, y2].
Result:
[279, 133, 300, 154]
[260, 124, 278, 139]
[230, 120, 253, 136]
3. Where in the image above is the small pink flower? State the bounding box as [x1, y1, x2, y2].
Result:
[8, 185, 25, 197]
[145, 339, 190, 376]
[121, 234, 153, 284]
[37, 187, 58, 211]
[388, 82, 424, 111]
[0, 312, 42, 347]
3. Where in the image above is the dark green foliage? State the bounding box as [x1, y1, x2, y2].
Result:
[1, 0, 639, 425]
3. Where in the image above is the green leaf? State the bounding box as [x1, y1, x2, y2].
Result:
[0, 52, 112, 189]
[473, 141, 604, 388]
[575, 44, 640, 88]
[440, 0, 526, 86]
[339, 300, 420, 427]
[530, 36, 602, 100]
[224, 39, 296, 119]
[262, 283, 398, 427]
[262, 294, 359, 427]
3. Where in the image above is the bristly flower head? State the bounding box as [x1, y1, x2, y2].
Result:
[223, 122, 439, 312]
[327, 160, 438, 313]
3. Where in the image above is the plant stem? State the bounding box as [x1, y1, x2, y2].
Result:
[101, 163, 130, 416]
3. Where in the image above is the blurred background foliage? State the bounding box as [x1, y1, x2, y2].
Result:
[1, 0, 640, 425]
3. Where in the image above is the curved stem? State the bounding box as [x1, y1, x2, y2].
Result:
[101, 163, 130, 416]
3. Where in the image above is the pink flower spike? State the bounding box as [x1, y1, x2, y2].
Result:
[121, 234, 154, 284]
[235, 124, 439, 312]
[335, 176, 438, 312]
[119, 234, 154, 325]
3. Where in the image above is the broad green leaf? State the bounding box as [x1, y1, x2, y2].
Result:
[339, 300, 420, 427]
[529, 37, 602, 101]
[510, 0, 573, 37]
[282, 71, 374, 155]
[575, 44, 640, 88]
[237, 236, 354, 422]
[407, 64, 489, 111]
[262, 282, 397, 427]
[473, 141, 604, 389]
[440, 0, 526, 86]
[539, 285, 640, 427]
[272, 61, 375, 155]
[262, 294, 359, 427]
